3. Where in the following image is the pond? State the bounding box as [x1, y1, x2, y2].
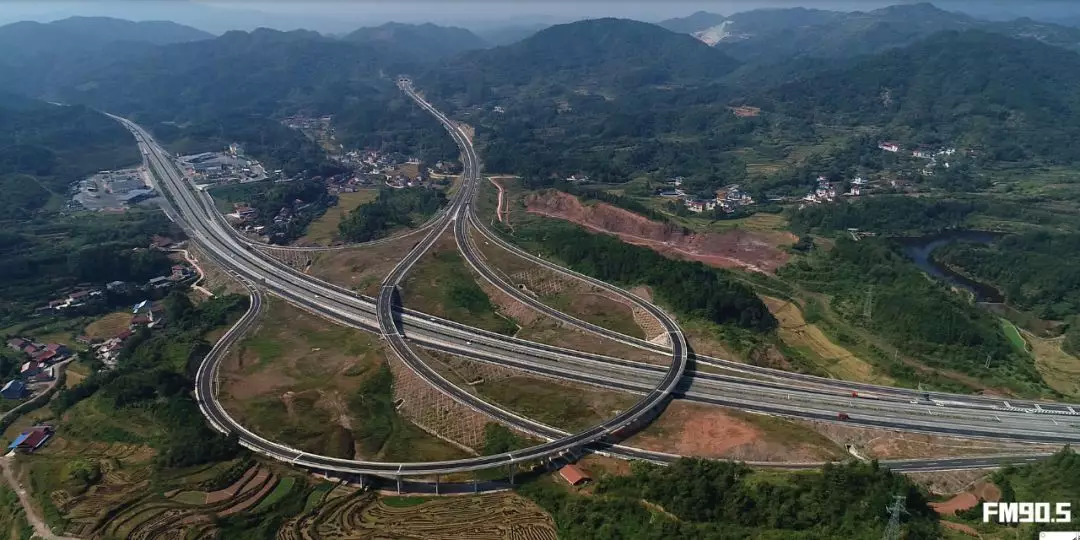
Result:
[897, 230, 1005, 303]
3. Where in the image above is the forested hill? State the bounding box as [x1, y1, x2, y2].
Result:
[62, 28, 406, 122]
[0, 16, 210, 56]
[49, 27, 458, 175]
[344, 22, 488, 61]
[657, 11, 728, 34]
[0, 96, 138, 216]
[760, 30, 1080, 164]
[418, 18, 740, 105]
[662, 3, 1080, 62]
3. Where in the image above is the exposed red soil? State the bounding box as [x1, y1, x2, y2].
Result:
[940, 521, 979, 536]
[931, 492, 978, 515]
[628, 402, 840, 461]
[525, 191, 790, 273]
[730, 105, 761, 117]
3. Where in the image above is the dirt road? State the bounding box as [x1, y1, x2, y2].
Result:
[0, 454, 79, 540]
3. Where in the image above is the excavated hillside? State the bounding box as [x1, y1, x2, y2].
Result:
[525, 191, 791, 273]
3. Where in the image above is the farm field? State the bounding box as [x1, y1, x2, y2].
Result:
[763, 296, 896, 385]
[298, 189, 378, 245]
[82, 311, 132, 340]
[284, 490, 556, 539]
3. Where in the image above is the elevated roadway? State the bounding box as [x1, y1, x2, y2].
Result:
[110, 82, 1080, 478]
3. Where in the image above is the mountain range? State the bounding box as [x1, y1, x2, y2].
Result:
[760, 30, 1080, 164]
[660, 3, 1080, 61]
[343, 22, 488, 61]
[420, 18, 739, 105]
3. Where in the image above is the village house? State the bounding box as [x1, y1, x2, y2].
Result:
[20, 361, 44, 378]
[559, 464, 592, 486]
[878, 141, 901, 153]
[0, 380, 27, 400]
[8, 425, 54, 453]
[685, 199, 718, 213]
[6, 338, 27, 352]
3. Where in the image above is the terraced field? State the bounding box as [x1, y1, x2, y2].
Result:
[280, 491, 556, 540]
[87, 463, 307, 539]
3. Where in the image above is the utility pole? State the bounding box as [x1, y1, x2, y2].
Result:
[883, 494, 907, 540]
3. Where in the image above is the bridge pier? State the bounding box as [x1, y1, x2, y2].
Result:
[396, 475, 402, 495]
[472, 473, 478, 494]
[435, 474, 440, 495]
[508, 463, 515, 485]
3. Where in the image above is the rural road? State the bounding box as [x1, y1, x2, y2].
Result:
[0, 454, 79, 540]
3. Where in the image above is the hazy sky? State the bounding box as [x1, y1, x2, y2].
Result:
[1, 0, 1077, 33]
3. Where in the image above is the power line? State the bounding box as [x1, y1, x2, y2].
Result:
[883, 494, 907, 540]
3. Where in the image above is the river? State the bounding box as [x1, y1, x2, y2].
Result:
[897, 230, 1005, 303]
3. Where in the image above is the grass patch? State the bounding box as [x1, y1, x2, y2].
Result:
[763, 295, 895, 385]
[1027, 330, 1080, 399]
[242, 335, 284, 365]
[380, 495, 434, 508]
[83, 311, 132, 340]
[303, 483, 334, 512]
[546, 292, 644, 339]
[171, 490, 207, 505]
[477, 375, 636, 432]
[1000, 319, 1030, 353]
[252, 477, 296, 513]
[402, 241, 516, 335]
[299, 189, 377, 245]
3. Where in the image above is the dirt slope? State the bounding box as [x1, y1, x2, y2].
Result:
[525, 191, 790, 273]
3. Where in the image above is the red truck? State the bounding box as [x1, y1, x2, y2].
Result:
[837, 412, 851, 420]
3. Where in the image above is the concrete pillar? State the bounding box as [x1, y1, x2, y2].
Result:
[435, 474, 440, 495]
[508, 463, 515, 485]
[396, 475, 402, 495]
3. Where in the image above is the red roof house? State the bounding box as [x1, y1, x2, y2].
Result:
[558, 465, 591, 486]
[8, 426, 53, 453]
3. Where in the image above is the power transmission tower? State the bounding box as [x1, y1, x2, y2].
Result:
[863, 285, 874, 322]
[883, 495, 907, 540]
[984, 353, 992, 369]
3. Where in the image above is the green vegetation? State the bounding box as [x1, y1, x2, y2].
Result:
[404, 249, 517, 335]
[252, 477, 297, 513]
[345, 22, 486, 61]
[481, 423, 531, 456]
[211, 178, 335, 244]
[780, 237, 1045, 393]
[1065, 321, 1080, 357]
[1001, 319, 1029, 353]
[213, 476, 311, 540]
[513, 220, 776, 331]
[0, 485, 31, 540]
[764, 31, 1080, 166]
[338, 187, 446, 242]
[0, 93, 138, 216]
[381, 496, 435, 508]
[522, 458, 940, 539]
[348, 363, 396, 455]
[51, 292, 248, 468]
[0, 201, 178, 327]
[949, 448, 1080, 538]
[935, 232, 1080, 319]
[0, 95, 176, 324]
[789, 196, 981, 235]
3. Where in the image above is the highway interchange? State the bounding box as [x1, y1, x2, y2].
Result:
[108, 79, 1080, 480]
